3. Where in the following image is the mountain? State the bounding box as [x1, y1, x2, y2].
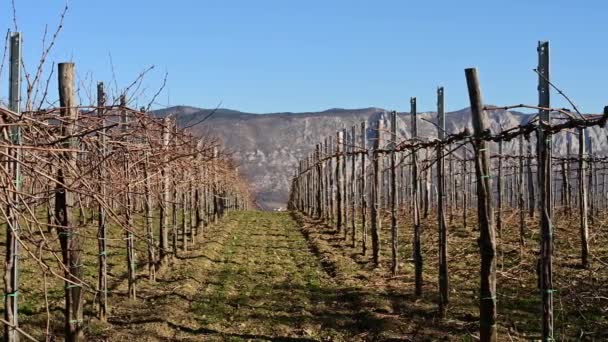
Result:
[153, 106, 607, 210]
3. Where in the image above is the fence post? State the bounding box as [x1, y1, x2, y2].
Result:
[437, 87, 449, 316]
[465, 67, 497, 342]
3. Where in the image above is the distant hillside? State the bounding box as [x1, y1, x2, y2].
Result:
[153, 106, 608, 210]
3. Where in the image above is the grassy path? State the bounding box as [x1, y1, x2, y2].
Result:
[98, 211, 370, 341]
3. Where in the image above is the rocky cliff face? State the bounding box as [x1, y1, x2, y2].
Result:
[154, 106, 607, 210]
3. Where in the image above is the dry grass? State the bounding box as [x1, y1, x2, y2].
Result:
[4, 208, 607, 341]
[295, 206, 608, 341]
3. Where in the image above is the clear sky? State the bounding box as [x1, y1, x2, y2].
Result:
[1, 0, 606, 113]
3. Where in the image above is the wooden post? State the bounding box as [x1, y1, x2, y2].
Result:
[172, 125, 180, 254]
[390, 111, 398, 275]
[566, 134, 573, 213]
[411, 97, 423, 296]
[143, 151, 156, 280]
[4, 31, 21, 342]
[360, 122, 368, 255]
[588, 139, 595, 223]
[57, 62, 84, 342]
[537, 41, 554, 341]
[159, 117, 170, 263]
[465, 67, 497, 342]
[437, 87, 449, 316]
[578, 128, 589, 268]
[120, 95, 136, 299]
[448, 143, 454, 224]
[336, 130, 343, 233]
[342, 129, 348, 239]
[96, 82, 109, 321]
[462, 156, 468, 228]
[181, 169, 188, 251]
[370, 120, 381, 265]
[195, 141, 204, 236]
[350, 125, 357, 247]
[526, 138, 536, 218]
[316, 144, 323, 219]
[518, 134, 526, 247]
[560, 158, 569, 213]
[423, 149, 431, 219]
[328, 136, 334, 223]
[497, 140, 503, 235]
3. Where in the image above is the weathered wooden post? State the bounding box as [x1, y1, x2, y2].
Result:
[324, 138, 330, 221]
[4, 31, 21, 342]
[537, 41, 554, 341]
[411, 97, 423, 296]
[328, 136, 335, 223]
[526, 138, 536, 218]
[390, 111, 398, 275]
[57, 62, 84, 341]
[566, 134, 573, 213]
[181, 168, 188, 251]
[360, 122, 368, 255]
[423, 149, 431, 219]
[195, 141, 204, 236]
[159, 117, 171, 263]
[120, 96, 136, 299]
[578, 128, 589, 268]
[448, 143, 455, 224]
[336, 131, 343, 233]
[370, 120, 381, 265]
[316, 144, 323, 219]
[462, 155, 468, 228]
[96, 82, 109, 321]
[143, 150, 156, 280]
[350, 125, 357, 247]
[497, 140, 503, 235]
[172, 126, 180, 254]
[437, 87, 449, 316]
[465, 67, 497, 342]
[212, 146, 219, 224]
[518, 134, 526, 247]
[342, 128, 348, 239]
[588, 139, 595, 223]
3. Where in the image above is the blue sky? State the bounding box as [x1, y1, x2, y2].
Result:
[1, 0, 607, 113]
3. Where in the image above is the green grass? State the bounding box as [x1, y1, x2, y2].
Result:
[3, 206, 606, 341]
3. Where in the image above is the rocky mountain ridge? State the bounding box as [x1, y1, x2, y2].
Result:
[153, 106, 608, 210]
